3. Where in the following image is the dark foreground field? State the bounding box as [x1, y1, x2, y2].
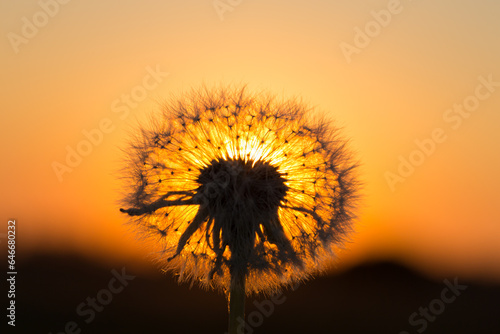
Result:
[5, 254, 500, 334]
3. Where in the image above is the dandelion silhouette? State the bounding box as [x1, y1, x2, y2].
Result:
[119, 86, 358, 333]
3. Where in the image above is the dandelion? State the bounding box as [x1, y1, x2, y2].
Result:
[119, 85, 359, 333]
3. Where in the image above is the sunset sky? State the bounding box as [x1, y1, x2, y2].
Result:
[2, 0, 500, 283]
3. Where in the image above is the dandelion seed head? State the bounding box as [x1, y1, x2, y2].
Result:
[120, 85, 359, 295]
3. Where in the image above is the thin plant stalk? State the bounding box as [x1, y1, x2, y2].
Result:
[229, 274, 246, 334]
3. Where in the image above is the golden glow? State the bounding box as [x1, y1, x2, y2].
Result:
[4, 0, 500, 284]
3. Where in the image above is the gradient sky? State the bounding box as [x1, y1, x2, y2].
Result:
[2, 0, 500, 282]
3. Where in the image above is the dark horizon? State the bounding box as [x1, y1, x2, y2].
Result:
[6, 253, 500, 334]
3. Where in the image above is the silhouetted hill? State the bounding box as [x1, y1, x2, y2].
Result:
[4, 254, 500, 333]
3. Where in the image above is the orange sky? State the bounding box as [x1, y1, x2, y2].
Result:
[1, 0, 500, 282]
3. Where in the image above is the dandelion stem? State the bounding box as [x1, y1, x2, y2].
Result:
[228, 273, 246, 334]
